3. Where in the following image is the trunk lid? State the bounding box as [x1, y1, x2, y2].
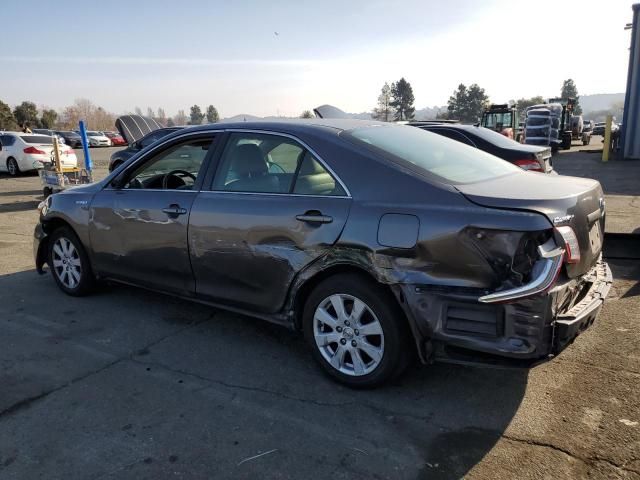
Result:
[115, 115, 163, 144]
[457, 172, 605, 278]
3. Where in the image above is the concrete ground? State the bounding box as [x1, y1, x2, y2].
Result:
[0, 145, 639, 479]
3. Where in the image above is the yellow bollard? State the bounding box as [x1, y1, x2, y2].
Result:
[52, 137, 62, 171]
[602, 115, 612, 162]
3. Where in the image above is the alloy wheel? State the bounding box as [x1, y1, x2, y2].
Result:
[7, 159, 18, 176]
[51, 237, 82, 289]
[313, 294, 385, 376]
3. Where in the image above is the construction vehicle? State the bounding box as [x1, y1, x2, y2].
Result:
[481, 104, 520, 141]
[571, 115, 592, 145]
[548, 97, 576, 150]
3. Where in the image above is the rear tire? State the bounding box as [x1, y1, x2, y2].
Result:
[7, 158, 20, 176]
[303, 274, 411, 388]
[47, 227, 95, 296]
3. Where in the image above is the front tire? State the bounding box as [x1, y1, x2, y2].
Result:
[47, 227, 95, 296]
[7, 158, 20, 176]
[303, 274, 411, 388]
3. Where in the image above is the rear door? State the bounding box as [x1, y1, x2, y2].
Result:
[189, 131, 352, 313]
[89, 132, 218, 294]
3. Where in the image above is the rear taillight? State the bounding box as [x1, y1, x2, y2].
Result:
[556, 226, 581, 264]
[514, 159, 544, 172]
[23, 146, 46, 155]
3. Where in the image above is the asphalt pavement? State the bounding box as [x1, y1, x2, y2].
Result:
[0, 145, 638, 479]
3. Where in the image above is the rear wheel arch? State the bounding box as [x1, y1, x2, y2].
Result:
[293, 263, 400, 329]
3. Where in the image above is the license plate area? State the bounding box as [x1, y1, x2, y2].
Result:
[588, 222, 602, 255]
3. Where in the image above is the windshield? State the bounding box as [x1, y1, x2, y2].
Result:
[344, 125, 519, 184]
[483, 111, 513, 129]
[463, 126, 523, 148]
[87, 131, 101, 136]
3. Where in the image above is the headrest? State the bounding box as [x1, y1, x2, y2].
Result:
[233, 144, 267, 177]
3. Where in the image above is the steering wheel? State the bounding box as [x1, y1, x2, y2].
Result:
[162, 170, 196, 189]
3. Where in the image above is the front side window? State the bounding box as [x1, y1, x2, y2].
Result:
[123, 136, 213, 190]
[344, 125, 519, 184]
[212, 132, 345, 196]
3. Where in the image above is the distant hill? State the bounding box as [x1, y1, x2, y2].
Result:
[580, 93, 625, 114]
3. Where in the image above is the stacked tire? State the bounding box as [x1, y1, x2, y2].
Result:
[524, 103, 563, 148]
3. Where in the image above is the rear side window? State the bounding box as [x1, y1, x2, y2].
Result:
[344, 125, 519, 184]
[212, 132, 346, 196]
[22, 135, 53, 144]
[428, 128, 476, 146]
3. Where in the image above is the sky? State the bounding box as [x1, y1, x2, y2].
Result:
[1, 0, 635, 118]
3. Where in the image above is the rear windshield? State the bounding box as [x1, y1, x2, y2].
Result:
[22, 135, 53, 144]
[344, 125, 519, 184]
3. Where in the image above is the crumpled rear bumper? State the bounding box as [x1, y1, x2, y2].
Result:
[396, 259, 613, 365]
[552, 261, 612, 353]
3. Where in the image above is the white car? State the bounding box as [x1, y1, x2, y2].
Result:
[0, 132, 78, 176]
[86, 131, 112, 147]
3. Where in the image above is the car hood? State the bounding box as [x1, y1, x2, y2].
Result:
[457, 172, 605, 278]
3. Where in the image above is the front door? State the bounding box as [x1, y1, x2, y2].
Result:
[189, 131, 352, 313]
[89, 133, 217, 294]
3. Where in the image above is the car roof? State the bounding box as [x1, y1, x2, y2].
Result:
[2, 132, 50, 136]
[171, 118, 388, 137]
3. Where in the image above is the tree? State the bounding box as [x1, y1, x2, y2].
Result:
[299, 110, 313, 119]
[390, 78, 415, 121]
[146, 107, 155, 119]
[446, 83, 490, 123]
[189, 105, 204, 125]
[174, 110, 187, 126]
[157, 107, 167, 126]
[206, 105, 220, 123]
[372, 82, 395, 122]
[561, 79, 582, 115]
[166, 117, 176, 127]
[513, 96, 546, 121]
[58, 99, 115, 130]
[134, 107, 143, 116]
[13, 101, 40, 128]
[40, 109, 58, 129]
[0, 100, 17, 130]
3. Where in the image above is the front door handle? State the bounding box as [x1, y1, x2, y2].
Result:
[162, 204, 188, 216]
[296, 211, 333, 224]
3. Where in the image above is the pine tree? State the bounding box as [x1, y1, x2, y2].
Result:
[561, 79, 582, 115]
[390, 78, 415, 121]
[372, 83, 395, 122]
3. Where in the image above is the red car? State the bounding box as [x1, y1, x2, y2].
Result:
[104, 131, 127, 146]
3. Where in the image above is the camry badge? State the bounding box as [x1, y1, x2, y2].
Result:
[553, 214, 574, 225]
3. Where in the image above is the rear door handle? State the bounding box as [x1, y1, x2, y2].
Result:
[162, 204, 188, 216]
[295, 212, 333, 224]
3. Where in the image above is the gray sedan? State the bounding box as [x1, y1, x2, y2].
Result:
[34, 119, 612, 387]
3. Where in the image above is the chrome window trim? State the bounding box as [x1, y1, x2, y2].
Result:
[215, 128, 352, 198]
[198, 190, 351, 199]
